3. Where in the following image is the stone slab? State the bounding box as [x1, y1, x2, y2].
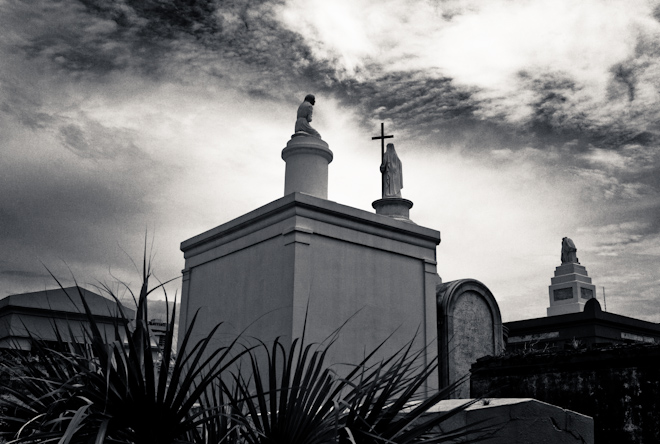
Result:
[425, 398, 593, 443]
[436, 280, 503, 398]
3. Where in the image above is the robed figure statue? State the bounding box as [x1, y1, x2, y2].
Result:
[380, 143, 403, 198]
[294, 94, 321, 138]
[561, 237, 579, 264]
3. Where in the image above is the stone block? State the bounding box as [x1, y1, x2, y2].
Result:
[548, 262, 596, 316]
[426, 398, 594, 443]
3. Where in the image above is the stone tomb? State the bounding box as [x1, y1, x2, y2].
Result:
[177, 125, 594, 443]
[178, 135, 440, 380]
[436, 279, 504, 398]
[427, 398, 593, 443]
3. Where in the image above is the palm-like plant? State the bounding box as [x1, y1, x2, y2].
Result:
[339, 343, 478, 444]
[0, 253, 248, 444]
[0, 343, 93, 442]
[211, 327, 480, 444]
[222, 336, 346, 444]
[0, 252, 487, 444]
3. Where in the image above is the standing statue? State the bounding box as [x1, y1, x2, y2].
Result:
[294, 94, 321, 138]
[561, 237, 579, 264]
[380, 143, 403, 198]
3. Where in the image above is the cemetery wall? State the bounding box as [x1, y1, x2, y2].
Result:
[470, 344, 660, 444]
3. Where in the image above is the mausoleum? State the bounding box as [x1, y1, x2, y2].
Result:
[176, 98, 593, 442]
[178, 128, 441, 381]
[178, 112, 505, 394]
[0, 286, 134, 351]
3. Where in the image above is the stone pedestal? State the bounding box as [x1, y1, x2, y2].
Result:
[547, 263, 597, 316]
[372, 197, 414, 222]
[282, 135, 333, 199]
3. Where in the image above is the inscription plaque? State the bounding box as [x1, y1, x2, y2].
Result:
[580, 287, 594, 299]
[554, 287, 573, 301]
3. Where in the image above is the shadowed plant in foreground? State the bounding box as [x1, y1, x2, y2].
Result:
[0, 254, 249, 444]
[200, 324, 483, 444]
[0, 258, 485, 444]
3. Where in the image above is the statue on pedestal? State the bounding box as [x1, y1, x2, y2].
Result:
[294, 94, 321, 138]
[380, 143, 403, 198]
[561, 237, 579, 264]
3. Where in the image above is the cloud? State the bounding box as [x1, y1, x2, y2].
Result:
[577, 222, 649, 256]
[2, 0, 660, 326]
[0, 270, 50, 279]
[58, 117, 142, 160]
[276, 0, 660, 158]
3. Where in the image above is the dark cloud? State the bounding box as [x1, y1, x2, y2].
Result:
[58, 119, 143, 160]
[0, 270, 50, 279]
[653, 3, 660, 23]
[7, 0, 660, 157]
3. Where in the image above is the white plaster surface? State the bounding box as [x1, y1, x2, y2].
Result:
[178, 192, 441, 378]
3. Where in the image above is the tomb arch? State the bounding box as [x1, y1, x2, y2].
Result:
[437, 278, 503, 397]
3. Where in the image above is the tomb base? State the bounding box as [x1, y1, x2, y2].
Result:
[372, 197, 414, 222]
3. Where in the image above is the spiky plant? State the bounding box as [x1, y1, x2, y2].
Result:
[0, 249, 489, 444]
[212, 327, 482, 444]
[0, 252, 249, 444]
[0, 342, 94, 443]
[221, 336, 347, 444]
[339, 343, 480, 444]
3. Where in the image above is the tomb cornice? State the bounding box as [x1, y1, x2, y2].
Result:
[181, 192, 441, 257]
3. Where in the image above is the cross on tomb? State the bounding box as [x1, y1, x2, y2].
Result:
[371, 122, 394, 162]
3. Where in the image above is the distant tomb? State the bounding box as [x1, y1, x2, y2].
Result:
[548, 237, 596, 316]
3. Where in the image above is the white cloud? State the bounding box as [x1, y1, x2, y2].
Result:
[577, 221, 649, 257]
[277, 0, 656, 87]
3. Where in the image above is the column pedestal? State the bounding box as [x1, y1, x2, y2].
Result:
[282, 135, 333, 199]
[372, 197, 414, 223]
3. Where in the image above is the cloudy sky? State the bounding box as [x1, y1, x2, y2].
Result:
[2, 0, 660, 323]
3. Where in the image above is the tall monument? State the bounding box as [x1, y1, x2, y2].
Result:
[177, 100, 440, 378]
[547, 237, 597, 316]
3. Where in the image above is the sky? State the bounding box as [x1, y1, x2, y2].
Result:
[2, 0, 660, 323]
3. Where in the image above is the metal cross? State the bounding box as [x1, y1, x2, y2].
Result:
[371, 122, 394, 162]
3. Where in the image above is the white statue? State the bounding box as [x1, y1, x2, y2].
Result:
[380, 143, 403, 198]
[561, 237, 579, 264]
[294, 94, 321, 138]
